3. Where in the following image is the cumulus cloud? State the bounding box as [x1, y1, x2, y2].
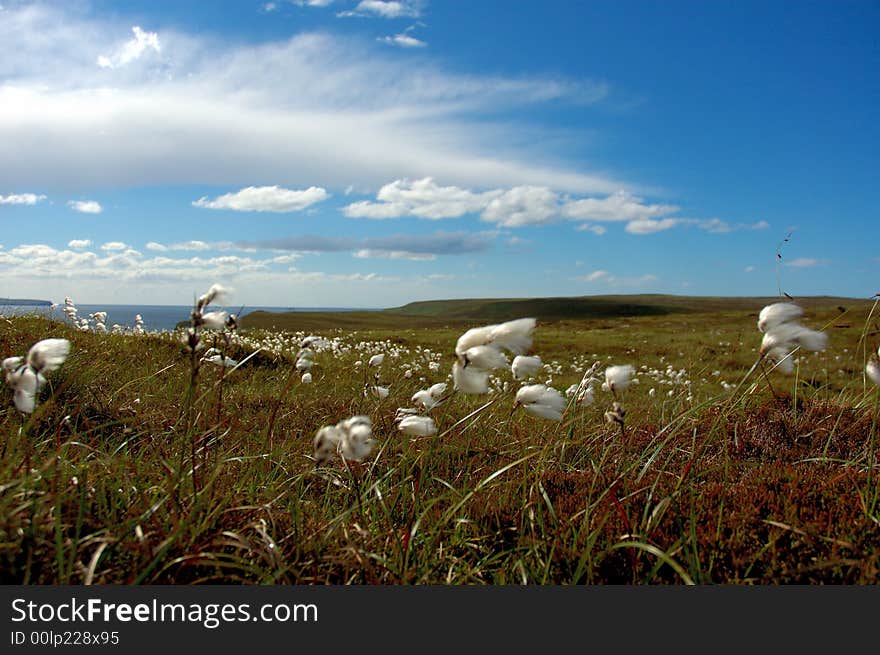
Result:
[340, 1, 420, 18]
[582, 270, 610, 282]
[344, 178, 557, 226]
[624, 218, 684, 235]
[67, 200, 103, 214]
[576, 270, 658, 288]
[344, 178, 757, 235]
[694, 218, 770, 234]
[562, 190, 678, 223]
[193, 185, 329, 212]
[353, 249, 436, 261]
[0, 239, 468, 307]
[169, 240, 211, 251]
[625, 217, 770, 236]
[0, 193, 46, 205]
[239, 230, 495, 256]
[146, 240, 242, 252]
[481, 186, 559, 227]
[344, 178, 496, 219]
[785, 257, 825, 269]
[67, 239, 92, 249]
[378, 33, 426, 48]
[576, 224, 607, 235]
[96, 26, 160, 69]
[0, 242, 350, 287]
[0, 6, 615, 194]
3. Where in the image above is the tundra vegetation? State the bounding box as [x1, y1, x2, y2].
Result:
[1, 293, 878, 584]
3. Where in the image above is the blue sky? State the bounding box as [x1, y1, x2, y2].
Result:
[0, 0, 877, 307]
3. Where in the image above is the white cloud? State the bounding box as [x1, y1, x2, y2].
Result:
[0, 6, 616, 194]
[353, 249, 436, 261]
[67, 239, 92, 249]
[481, 186, 559, 227]
[0, 192, 46, 205]
[169, 240, 211, 251]
[344, 178, 496, 219]
[193, 185, 329, 212]
[344, 179, 560, 227]
[67, 200, 102, 214]
[694, 218, 770, 233]
[340, 1, 420, 18]
[624, 218, 683, 235]
[378, 33, 426, 48]
[785, 257, 825, 269]
[582, 270, 610, 282]
[575, 224, 607, 235]
[562, 190, 678, 223]
[146, 240, 241, 252]
[0, 243, 288, 285]
[293, 0, 334, 6]
[744, 265, 755, 273]
[576, 270, 658, 288]
[344, 178, 761, 237]
[0, 239, 472, 306]
[96, 26, 160, 69]
[269, 254, 301, 264]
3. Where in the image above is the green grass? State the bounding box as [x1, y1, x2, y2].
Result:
[1, 298, 878, 584]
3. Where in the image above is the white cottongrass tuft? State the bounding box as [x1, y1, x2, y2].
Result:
[757, 303, 827, 374]
[312, 425, 344, 466]
[397, 414, 438, 437]
[198, 283, 230, 308]
[190, 283, 231, 336]
[511, 355, 542, 380]
[515, 384, 566, 421]
[453, 317, 537, 393]
[366, 385, 389, 399]
[411, 382, 448, 410]
[338, 418, 375, 462]
[763, 346, 795, 374]
[565, 381, 595, 407]
[3, 338, 71, 413]
[301, 372, 313, 384]
[867, 359, 880, 387]
[604, 401, 626, 427]
[203, 352, 238, 367]
[757, 302, 804, 333]
[26, 339, 71, 374]
[452, 360, 490, 394]
[760, 321, 828, 354]
[198, 311, 229, 331]
[369, 354, 385, 367]
[455, 317, 536, 357]
[602, 365, 635, 393]
[460, 345, 509, 370]
[313, 416, 375, 465]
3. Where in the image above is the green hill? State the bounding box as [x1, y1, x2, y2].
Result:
[240, 294, 868, 332]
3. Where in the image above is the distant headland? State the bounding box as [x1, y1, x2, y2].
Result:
[0, 298, 53, 306]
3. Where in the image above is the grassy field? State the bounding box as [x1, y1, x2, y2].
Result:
[1, 296, 879, 584]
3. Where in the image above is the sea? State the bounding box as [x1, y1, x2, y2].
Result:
[0, 303, 372, 332]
